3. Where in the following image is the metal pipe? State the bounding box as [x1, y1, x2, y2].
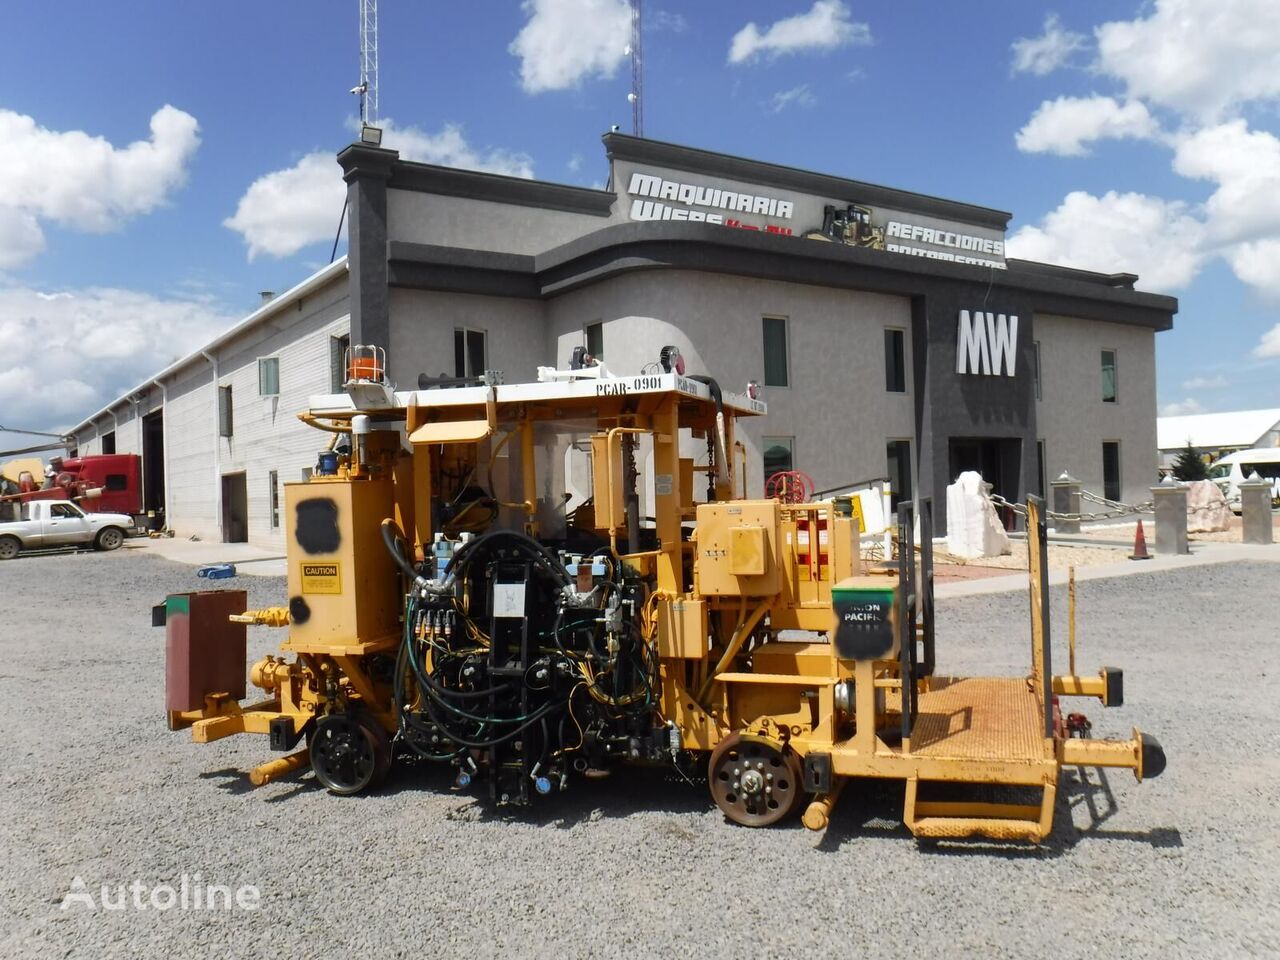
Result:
[1068, 565, 1077, 676]
[297, 412, 353, 434]
[697, 599, 769, 706]
[200, 351, 221, 539]
[249, 749, 311, 787]
[919, 496, 936, 678]
[802, 780, 846, 831]
[898, 501, 914, 742]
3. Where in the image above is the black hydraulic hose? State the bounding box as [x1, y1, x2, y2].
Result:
[445, 528, 571, 586]
[381, 518, 425, 584]
[403, 609, 512, 701]
[422, 695, 560, 749]
[393, 644, 462, 762]
[688, 374, 723, 414]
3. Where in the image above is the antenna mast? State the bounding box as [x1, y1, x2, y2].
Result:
[359, 0, 379, 124]
[628, 0, 643, 136]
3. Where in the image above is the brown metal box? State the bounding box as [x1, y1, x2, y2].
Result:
[164, 590, 248, 711]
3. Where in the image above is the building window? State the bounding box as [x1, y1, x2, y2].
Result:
[1036, 440, 1047, 498]
[330, 334, 350, 392]
[269, 470, 280, 529]
[1032, 341, 1042, 401]
[101, 430, 116, 454]
[1101, 349, 1117, 403]
[454, 328, 486, 378]
[585, 321, 604, 360]
[1102, 441, 1121, 502]
[762, 437, 794, 480]
[762, 316, 789, 387]
[218, 385, 233, 437]
[886, 439, 913, 511]
[258, 357, 280, 397]
[884, 328, 906, 393]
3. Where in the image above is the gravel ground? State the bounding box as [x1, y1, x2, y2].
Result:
[1, 550, 1278, 959]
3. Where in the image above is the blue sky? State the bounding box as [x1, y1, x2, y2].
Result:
[2, 0, 1279, 432]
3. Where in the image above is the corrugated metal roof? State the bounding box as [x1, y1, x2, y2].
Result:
[1157, 407, 1280, 450]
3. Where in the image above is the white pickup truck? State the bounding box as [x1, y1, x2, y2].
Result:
[0, 500, 134, 560]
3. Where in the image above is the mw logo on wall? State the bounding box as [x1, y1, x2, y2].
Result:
[956, 310, 1018, 377]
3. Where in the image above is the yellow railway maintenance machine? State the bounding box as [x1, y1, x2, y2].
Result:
[163, 347, 1165, 842]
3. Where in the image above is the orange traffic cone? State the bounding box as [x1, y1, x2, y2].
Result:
[1130, 520, 1151, 560]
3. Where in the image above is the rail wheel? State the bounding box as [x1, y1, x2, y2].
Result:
[708, 733, 803, 827]
[357, 712, 394, 788]
[311, 713, 387, 795]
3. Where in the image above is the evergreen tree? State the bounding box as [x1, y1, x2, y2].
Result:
[1171, 441, 1208, 481]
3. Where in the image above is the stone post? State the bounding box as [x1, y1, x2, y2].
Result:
[1051, 473, 1082, 534]
[1151, 481, 1189, 555]
[1239, 475, 1274, 545]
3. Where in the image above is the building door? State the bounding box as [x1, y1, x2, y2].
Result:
[948, 437, 1023, 529]
[142, 409, 165, 527]
[221, 472, 248, 543]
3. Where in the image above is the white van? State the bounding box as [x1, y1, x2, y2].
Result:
[1207, 448, 1280, 507]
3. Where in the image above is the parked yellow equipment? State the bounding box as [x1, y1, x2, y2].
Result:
[163, 345, 1164, 841]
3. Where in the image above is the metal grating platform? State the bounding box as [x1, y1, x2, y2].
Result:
[909, 677, 1047, 763]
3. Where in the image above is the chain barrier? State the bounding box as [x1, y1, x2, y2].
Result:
[989, 488, 1227, 523]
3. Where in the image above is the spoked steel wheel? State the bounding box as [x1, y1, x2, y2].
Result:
[311, 713, 389, 795]
[708, 733, 804, 827]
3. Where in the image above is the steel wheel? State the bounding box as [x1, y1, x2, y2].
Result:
[311, 714, 380, 795]
[708, 733, 803, 827]
[355, 711, 393, 787]
[0, 536, 19, 561]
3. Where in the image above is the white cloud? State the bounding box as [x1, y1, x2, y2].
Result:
[1096, 0, 1280, 122]
[0, 284, 236, 432]
[1226, 239, 1280, 301]
[384, 120, 534, 178]
[509, 0, 632, 94]
[1006, 190, 1205, 292]
[0, 105, 199, 269]
[651, 10, 686, 32]
[224, 121, 534, 260]
[1015, 96, 1159, 156]
[767, 84, 817, 114]
[1173, 121, 1280, 247]
[1254, 322, 1280, 359]
[223, 152, 343, 262]
[1181, 374, 1229, 390]
[1160, 398, 1205, 416]
[1011, 13, 1087, 76]
[728, 1, 870, 65]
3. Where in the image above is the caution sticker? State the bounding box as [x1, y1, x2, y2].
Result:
[301, 563, 342, 594]
[849, 496, 866, 533]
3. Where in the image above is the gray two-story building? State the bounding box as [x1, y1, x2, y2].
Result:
[73, 132, 1176, 544]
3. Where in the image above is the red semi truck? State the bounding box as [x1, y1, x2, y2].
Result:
[0, 454, 143, 527]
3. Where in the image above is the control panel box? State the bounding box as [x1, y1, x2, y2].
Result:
[695, 500, 782, 596]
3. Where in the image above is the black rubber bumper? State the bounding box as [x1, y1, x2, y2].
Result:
[1141, 733, 1167, 780]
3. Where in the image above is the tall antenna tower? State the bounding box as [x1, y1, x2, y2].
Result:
[358, 0, 379, 124]
[627, 0, 643, 137]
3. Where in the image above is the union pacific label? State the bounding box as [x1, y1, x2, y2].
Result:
[301, 563, 341, 595]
